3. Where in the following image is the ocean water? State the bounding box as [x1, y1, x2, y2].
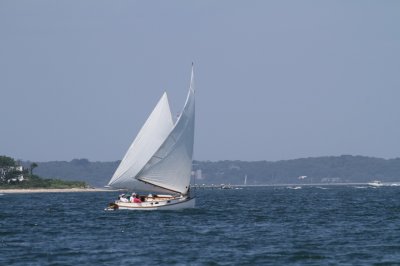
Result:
[1, 186, 400, 265]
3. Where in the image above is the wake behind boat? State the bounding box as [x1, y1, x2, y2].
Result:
[105, 65, 196, 211]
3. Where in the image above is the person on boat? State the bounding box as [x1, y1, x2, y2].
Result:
[119, 194, 129, 203]
[133, 194, 142, 203]
[146, 193, 154, 201]
[129, 193, 136, 203]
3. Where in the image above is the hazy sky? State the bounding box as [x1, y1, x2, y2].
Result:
[1, 1, 399, 162]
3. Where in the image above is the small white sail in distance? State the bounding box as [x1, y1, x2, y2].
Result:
[108, 66, 195, 195]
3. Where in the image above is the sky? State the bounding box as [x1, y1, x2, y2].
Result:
[1, 1, 399, 162]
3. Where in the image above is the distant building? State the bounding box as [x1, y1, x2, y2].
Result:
[191, 169, 203, 180]
[0, 165, 24, 182]
[195, 169, 203, 180]
[321, 177, 342, 183]
[0, 168, 5, 179]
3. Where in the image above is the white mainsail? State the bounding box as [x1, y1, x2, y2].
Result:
[108, 67, 195, 195]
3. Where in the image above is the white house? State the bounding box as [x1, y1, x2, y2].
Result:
[0, 165, 24, 182]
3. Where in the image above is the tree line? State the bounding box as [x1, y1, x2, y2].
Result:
[22, 155, 400, 187]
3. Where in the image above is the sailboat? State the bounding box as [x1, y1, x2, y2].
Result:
[105, 66, 196, 210]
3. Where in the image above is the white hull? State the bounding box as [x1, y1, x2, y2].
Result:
[106, 196, 195, 211]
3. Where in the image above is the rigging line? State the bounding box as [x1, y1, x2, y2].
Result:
[193, 170, 196, 198]
[170, 134, 177, 144]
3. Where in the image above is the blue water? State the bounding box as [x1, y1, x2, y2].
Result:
[1, 186, 400, 265]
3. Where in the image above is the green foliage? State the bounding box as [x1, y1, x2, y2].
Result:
[30, 162, 38, 175]
[0, 156, 16, 167]
[4, 169, 21, 180]
[71, 158, 90, 166]
[0, 174, 87, 189]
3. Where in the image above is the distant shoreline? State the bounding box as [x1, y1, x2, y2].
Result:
[0, 188, 118, 194]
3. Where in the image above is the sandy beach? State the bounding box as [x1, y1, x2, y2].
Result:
[0, 188, 118, 194]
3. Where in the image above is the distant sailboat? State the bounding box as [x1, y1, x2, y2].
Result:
[367, 180, 383, 187]
[244, 175, 247, 186]
[106, 65, 196, 210]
